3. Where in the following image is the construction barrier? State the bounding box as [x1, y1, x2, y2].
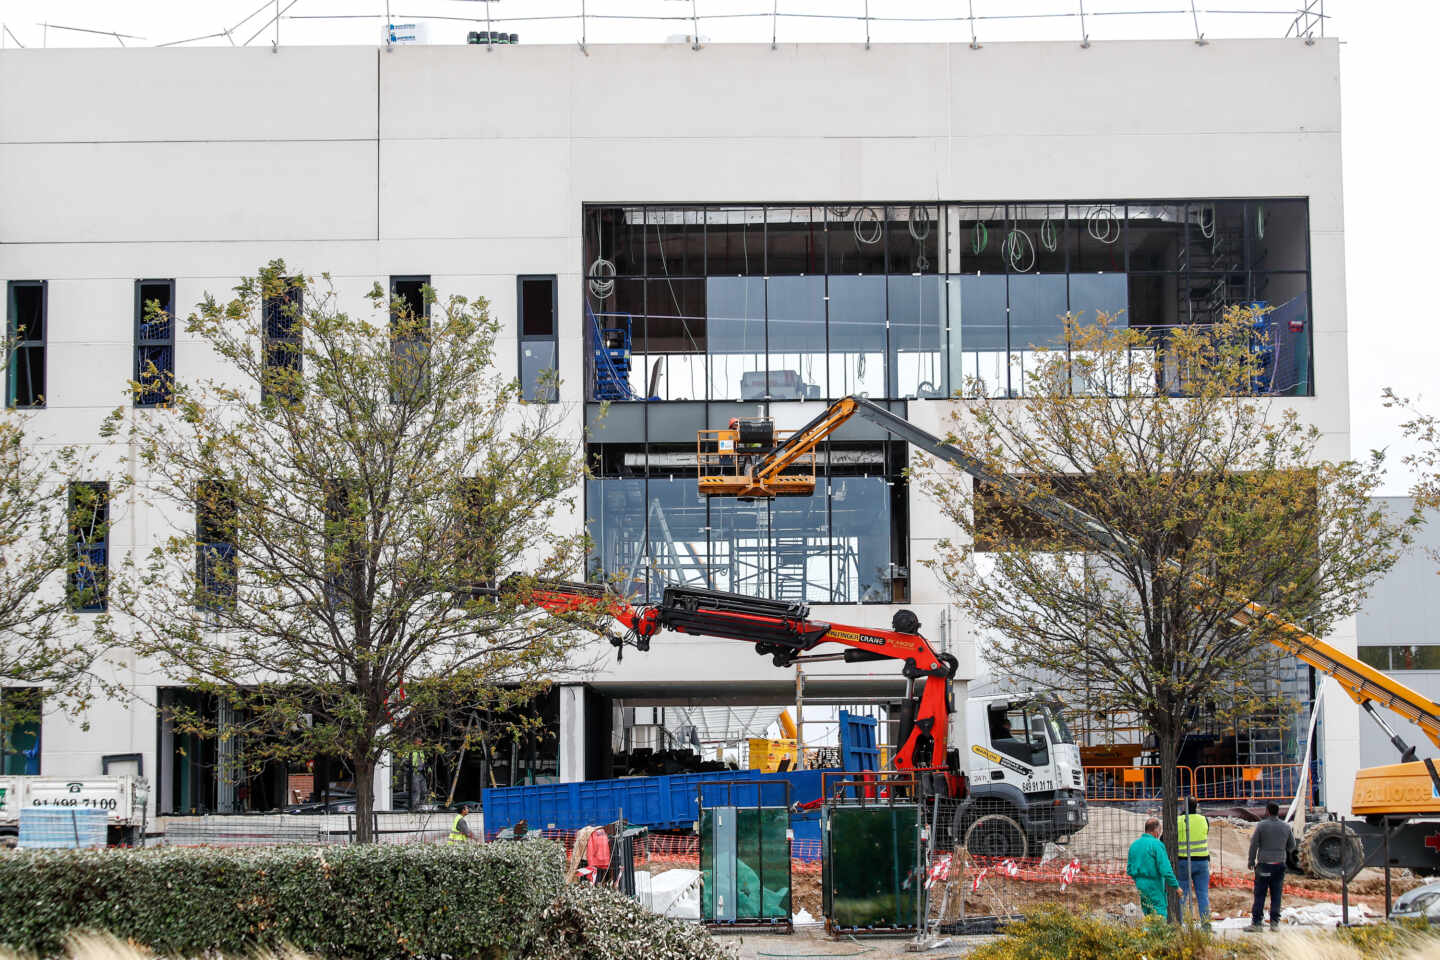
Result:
[1192, 764, 1305, 804]
[1083, 764, 1304, 804]
[1083, 765, 1193, 801]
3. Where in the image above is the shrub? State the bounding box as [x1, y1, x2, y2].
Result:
[967, 905, 1217, 960]
[0, 840, 565, 960]
[529, 883, 734, 960]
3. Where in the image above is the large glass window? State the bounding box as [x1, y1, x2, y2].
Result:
[586, 462, 897, 605]
[585, 200, 1313, 401]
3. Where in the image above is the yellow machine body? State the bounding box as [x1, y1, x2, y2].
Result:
[1352, 761, 1440, 817]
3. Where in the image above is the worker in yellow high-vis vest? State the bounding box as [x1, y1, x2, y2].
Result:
[448, 803, 480, 844]
[1176, 797, 1210, 926]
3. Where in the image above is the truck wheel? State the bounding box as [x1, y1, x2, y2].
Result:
[1300, 822, 1364, 881]
[963, 813, 1028, 860]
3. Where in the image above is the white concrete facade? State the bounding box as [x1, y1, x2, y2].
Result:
[0, 39, 1353, 813]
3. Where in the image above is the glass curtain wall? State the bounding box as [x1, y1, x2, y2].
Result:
[583, 200, 1312, 401]
[586, 471, 892, 605]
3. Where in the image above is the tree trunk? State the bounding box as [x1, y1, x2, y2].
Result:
[1155, 716, 1182, 924]
[354, 755, 375, 844]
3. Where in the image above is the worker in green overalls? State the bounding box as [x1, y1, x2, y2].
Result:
[1126, 816, 1180, 919]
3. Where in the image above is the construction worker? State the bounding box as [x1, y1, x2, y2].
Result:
[448, 803, 480, 844]
[1126, 817, 1180, 919]
[1246, 801, 1295, 932]
[1176, 797, 1211, 927]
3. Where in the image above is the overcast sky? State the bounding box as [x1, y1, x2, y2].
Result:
[0, 1, 1430, 494]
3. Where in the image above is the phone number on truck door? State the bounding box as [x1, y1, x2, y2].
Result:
[30, 798, 118, 810]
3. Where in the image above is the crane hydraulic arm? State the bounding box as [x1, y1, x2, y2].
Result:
[484, 576, 961, 792]
[728, 395, 1440, 770]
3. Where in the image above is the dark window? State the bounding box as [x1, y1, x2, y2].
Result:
[323, 481, 366, 609]
[196, 479, 237, 611]
[262, 279, 303, 404]
[1, 688, 42, 775]
[456, 476, 499, 586]
[389, 275, 430, 403]
[6, 281, 46, 409]
[69, 481, 109, 612]
[519, 275, 558, 403]
[135, 279, 175, 407]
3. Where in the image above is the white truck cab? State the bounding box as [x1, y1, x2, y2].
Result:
[949, 693, 1088, 856]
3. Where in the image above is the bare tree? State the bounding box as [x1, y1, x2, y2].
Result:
[108, 262, 598, 839]
[918, 308, 1413, 912]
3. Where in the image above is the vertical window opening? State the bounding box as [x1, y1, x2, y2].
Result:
[69, 481, 110, 612]
[519, 275, 558, 403]
[196, 479, 238, 611]
[389, 275, 430, 403]
[135, 279, 176, 407]
[1, 688, 42, 775]
[262, 279, 304, 404]
[6, 281, 46, 409]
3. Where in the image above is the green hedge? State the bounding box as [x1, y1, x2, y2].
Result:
[529, 883, 734, 960]
[0, 840, 566, 960]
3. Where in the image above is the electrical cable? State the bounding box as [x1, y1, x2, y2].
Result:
[1086, 206, 1119, 244]
[1198, 203, 1216, 239]
[1003, 228, 1036, 273]
[1039, 209, 1059, 252]
[1256, 203, 1265, 240]
[587, 257, 616, 300]
[906, 205, 932, 241]
[971, 220, 988, 255]
[854, 207, 883, 246]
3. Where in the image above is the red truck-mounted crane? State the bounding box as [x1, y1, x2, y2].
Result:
[493, 576, 963, 799]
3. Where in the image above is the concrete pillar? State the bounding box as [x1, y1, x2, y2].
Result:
[1319, 617, 1360, 816]
[559, 684, 587, 783]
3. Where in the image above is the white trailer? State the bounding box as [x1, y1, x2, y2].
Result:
[0, 776, 150, 845]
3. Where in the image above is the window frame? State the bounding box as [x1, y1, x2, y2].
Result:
[6, 280, 47, 410]
[134, 278, 176, 407]
[195, 478, 238, 612]
[68, 480, 110, 613]
[517, 274, 559, 403]
[261, 278, 304, 405]
[1, 687, 42, 776]
[389, 274, 431, 404]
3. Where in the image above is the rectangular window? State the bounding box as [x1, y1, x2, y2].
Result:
[323, 481, 366, 609]
[68, 481, 109, 612]
[262, 279, 303, 404]
[518, 275, 558, 403]
[1, 688, 42, 775]
[195, 479, 237, 611]
[389, 275, 430, 403]
[6, 281, 46, 409]
[135, 279, 175, 407]
[1357, 646, 1389, 670]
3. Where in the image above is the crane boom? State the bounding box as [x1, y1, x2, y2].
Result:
[731, 395, 1440, 756]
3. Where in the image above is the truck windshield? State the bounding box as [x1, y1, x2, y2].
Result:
[1041, 703, 1075, 744]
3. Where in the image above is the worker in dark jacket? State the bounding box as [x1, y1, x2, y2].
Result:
[1246, 801, 1296, 931]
